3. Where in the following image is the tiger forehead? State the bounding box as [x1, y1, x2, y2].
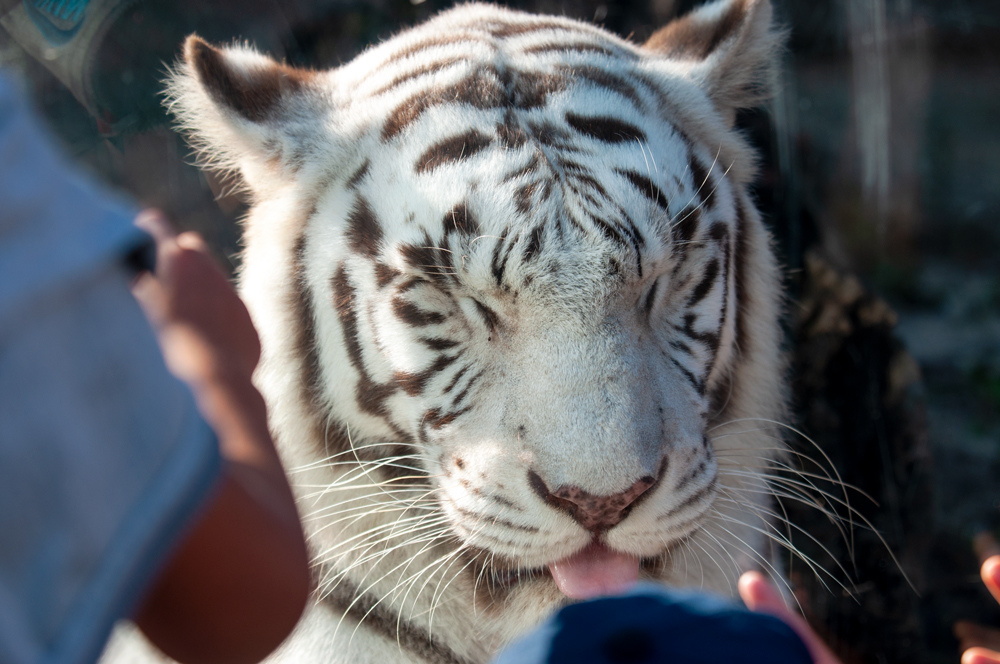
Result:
[343, 15, 659, 140]
[328, 7, 722, 293]
[341, 102, 691, 292]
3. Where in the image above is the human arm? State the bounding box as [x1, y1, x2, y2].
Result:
[130, 213, 310, 664]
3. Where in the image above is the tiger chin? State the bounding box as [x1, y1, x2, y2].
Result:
[109, 1, 790, 663]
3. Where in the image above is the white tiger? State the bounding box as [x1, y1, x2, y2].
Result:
[105, 1, 792, 662]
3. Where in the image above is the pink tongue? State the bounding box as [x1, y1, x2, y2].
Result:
[548, 541, 639, 600]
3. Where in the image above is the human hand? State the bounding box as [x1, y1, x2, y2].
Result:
[132, 209, 260, 385]
[955, 532, 1000, 664]
[739, 571, 843, 664]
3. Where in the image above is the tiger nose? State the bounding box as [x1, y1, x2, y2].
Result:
[528, 471, 658, 532]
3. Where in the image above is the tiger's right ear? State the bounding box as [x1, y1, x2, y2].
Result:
[166, 36, 327, 191]
[642, 0, 782, 126]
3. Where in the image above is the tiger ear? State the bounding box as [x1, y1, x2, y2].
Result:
[166, 35, 326, 191]
[643, 0, 782, 125]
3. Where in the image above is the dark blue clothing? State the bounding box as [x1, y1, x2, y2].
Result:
[494, 584, 814, 664]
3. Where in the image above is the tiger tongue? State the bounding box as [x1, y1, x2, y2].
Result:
[548, 541, 639, 600]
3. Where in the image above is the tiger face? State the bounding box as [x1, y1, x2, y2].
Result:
[169, 0, 786, 659]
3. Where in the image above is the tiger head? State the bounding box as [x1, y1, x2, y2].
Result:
[170, 0, 787, 655]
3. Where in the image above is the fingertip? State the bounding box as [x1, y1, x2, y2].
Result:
[738, 571, 784, 611]
[175, 232, 211, 253]
[963, 647, 1000, 664]
[982, 556, 1000, 584]
[135, 209, 176, 241]
[738, 571, 762, 598]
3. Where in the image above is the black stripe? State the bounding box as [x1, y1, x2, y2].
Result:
[415, 129, 493, 174]
[382, 35, 485, 67]
[392, 297, 447, 327]
[347, 159, 370, 188]
[523, 225, 543, 263]
[512, 70, 567, 110]
[370, 56, 464, 96]
[664, 477, 716, 515]
[671, 207, 701, 263]
[374, 262, 401, 288]
[399, 235, 455, 288]
[617, 169, 670, 210]
[292, 232, 349, 455]
[643, 278, 659, 315]
[523, 41, 616, 56]
[420, 337, 460, 351]
[423, 406, 473, 433]
[704, 228, 732, 383]
[560, 64, 643, 109]
[573, 172, 610, 202]
[671, 357, 705, 395]
[591, 215, 629, 248]
[515, 181, 539, 215]
[501, 154, 541, 183]
[444, 202, 479, 236]
[394, 354, 458, 396]
[345, 195, 382, 258]
[668, 338, 695, 356]
[497, 112, 528, 148]
[678, 313, 720, 355]
[527, 119, 572, 147]
[319, 575, 473, 664]
[452, 369, 484, 408]
[565, 112, 646, 144]
[488, 19, 591, 38]
[383, 69, 505, 140]
[687, 258, 719, 307]
[331, 265, 396, 419]
[708, 221, 728, 242]
[473, 299, 499, 333]
[733, 200, 749, 351]
[490, 234, 508, 286]
[443, 364, 470, 394]
[689, 154, 715, 210]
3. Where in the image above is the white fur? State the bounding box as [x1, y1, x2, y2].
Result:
[102, 3, 790, 663]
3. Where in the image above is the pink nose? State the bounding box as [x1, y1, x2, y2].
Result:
[528, 471, 658, 531]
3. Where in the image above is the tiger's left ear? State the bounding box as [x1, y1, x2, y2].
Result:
[643, 0, 782, 126]
[166, 36, 329, 191]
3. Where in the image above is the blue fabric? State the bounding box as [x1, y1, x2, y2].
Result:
[0, 71, 143, 318]
[0, 69, 221, 664]
[495, 584, 814, 664]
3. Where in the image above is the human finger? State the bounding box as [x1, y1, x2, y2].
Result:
[152, 233, 260, 377]
[134, 208, 177, 243]
[739, 571, 842, 664]
[963, 647, 1000, 664]
[956, 621, 1000, 653]
[981, 556, 1000, 606]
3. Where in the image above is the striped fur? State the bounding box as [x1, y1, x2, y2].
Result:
[161, 2, 787, 662]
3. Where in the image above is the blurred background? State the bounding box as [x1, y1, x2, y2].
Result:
[1, 0, 997, 662]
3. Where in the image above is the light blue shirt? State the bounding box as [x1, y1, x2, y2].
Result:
[0, 72, 221, 664]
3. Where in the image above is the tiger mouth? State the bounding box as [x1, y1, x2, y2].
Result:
[473, 528, 698, 600]
[481, 555, 669, 593]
